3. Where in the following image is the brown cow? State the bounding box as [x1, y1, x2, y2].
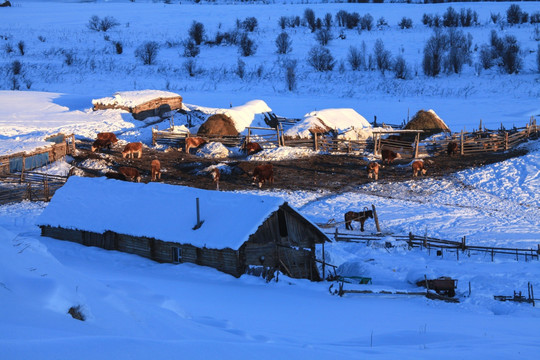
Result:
[185, 137, 206, 154]
[151, 159, 161, 181]
[243, 141, 263, 156]
[91, 139, 112, 152]
[211, 168, 220, 190]
[447, 141, 458, 156]
[411, 160, 427, 177]
[97, 132, 119, 144]
[344, 210, 373, 232]
[118, 167, 141, 182]
[122, 142, 143, 159]
[252, 164, 274, 189]
[381, 149, 401, 164]
[367, 162, 380, 181]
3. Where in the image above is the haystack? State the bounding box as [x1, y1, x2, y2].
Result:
[197, 114, 239, 136]
[404, 109, 450, 140]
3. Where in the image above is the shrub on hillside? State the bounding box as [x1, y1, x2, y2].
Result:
[135, 41, 159, 65]
[241, 17, 258, 32]
[275, 32, 292, 54]
[530, 12, 540, 24]
[345, 12, 361, 29]
[373, 39, 392, 74]
[183, 39, 200, 57]
[188, 21, 205, 45]
[444, 29, 472, 74]
[238, 33, 256, 57]
[422, 30, 449, 77]
[398, 17, 413, 29]
[324, 13, 332, 29]
[283, 59, 297, 91]
[113, 41, 123, 54]
[347, 45, 365, 71]
[304, 8, 316, 32]
[394, 55, 409, 80]
[307, 45, 335, 71]
[360, 14, 373, 31]
[315, 29, 332, 46]
[17, 41, 25, 56]
[87, 15, 119, 32]
[442, 7, 459, 27]
[11, 60, 21, 75]
[507, 4, 528, 25]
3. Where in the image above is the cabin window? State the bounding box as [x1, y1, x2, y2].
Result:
[171, 247, 182, 263]
[278, 210, 288, 237]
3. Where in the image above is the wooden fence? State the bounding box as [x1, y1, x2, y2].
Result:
[326, 230, 540, 262]
[0, 171, 68, 204]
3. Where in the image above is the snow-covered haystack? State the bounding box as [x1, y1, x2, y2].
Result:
[92, 90, 184, 120]
[285, 108, 371, 139]
[195, 142, 231, 159]
[404, 109, 450, 140]
[186, 100, 271, 133]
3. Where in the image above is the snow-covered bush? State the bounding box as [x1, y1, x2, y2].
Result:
[87, 15, 119, 32]
[304, 8, 316, 32]
[64, 51, 75, 66]
[278, 16, 287, 30]
[444, 29, 472, 74]
[315, 28, 332, 46]
[373, 39, 392, 74]
[398, 17, 413, 29]
[238, 33, 256, 57]
[183, 39, 200, 58]
[235, 58, 245, 79]
[507, 4, 528, 25]
[490, 12, 501, 24]
[394, 55, 409, 80]
[324, 13, 332, 29]
[135, 41, 159, 65]
[183, 59, 200, 77]
[478, 44, 494, 70]
[347, 45, 365, 71]
[459, 8, 478, 27]
[530, 12, 540, 24]
[241, 17, 258, 32]
[360, 14, 373, 31]
[346, 12, 361, 29]
[500, 35, 521, 74]
[423, 30, 448, 77]
[283, 59, 297, 91]
[11, 60, 21, 75]
[3, 42, 13, 54]
[443, 7, 459, 28]
[307, 45, 335, 72]
[275, 32, 292, 54]
[17, 41, 24, 56]
[188, 21, 205, 45]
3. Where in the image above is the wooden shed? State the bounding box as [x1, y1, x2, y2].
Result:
[92, 90, 183, 120]
[37, 177, 329, 280]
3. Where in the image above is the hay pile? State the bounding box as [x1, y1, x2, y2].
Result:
[404, 109, 450, 140]
[197, 114, 239, 136]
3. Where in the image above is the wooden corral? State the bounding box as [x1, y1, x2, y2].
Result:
[0, 133, 75, 176]
[93, 96, 183, 120]
[38, 179, 329, 281]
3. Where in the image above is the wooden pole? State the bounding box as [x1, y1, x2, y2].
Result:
[460, 130, 464, 155]
[322, 242, 326, 281]
[414, 133, 419, 158]
[20, 156, 25, 183]
[247, 128, 251, 145]
[280, 123, 285, 146]
[314, 133, 318, 151]
[276, 126, 280, 146]
[461, 236, 466, 251]
[372, 204, 381, 234]
[504, 132, 509, 150]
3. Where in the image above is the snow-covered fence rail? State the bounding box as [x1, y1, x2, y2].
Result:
[325, 230, 540, 262]
[0, 171, 67, 204]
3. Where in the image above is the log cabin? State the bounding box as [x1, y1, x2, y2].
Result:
[37, 176, 329, 280]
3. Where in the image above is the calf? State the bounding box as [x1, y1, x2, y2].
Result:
[252, 164, 274, 189]
[381, 148, 401, 164]
[344, 210, 373, 232]
[211, 168, 220, 190]
[244, 142, 263, 156]
[118, 167, 141, 182]
[91, 138, 112, 152]
[367, 162, 380, 181]
[96, 132, 119, 144]
[411, 160, 427, 177]
[151, 159, 161, 181]
[122, 142, 143, 159]
[185, 137, 206, 154]
[447, 141, 458, 156]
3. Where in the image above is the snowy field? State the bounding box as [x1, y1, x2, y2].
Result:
[1, 1, 540, 359]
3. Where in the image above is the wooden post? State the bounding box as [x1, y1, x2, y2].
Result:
[247, 127, 251, 145]
[334, 227, 339, 242]
[461, 236, 466, 251]
[491, 248, 494, 262]
[460, 130, 464, 155]
[322, 242, 326, 281]
[372, 204, 381, 234]
[276, 126, 280, 147]
[313, 133, 318, 151]
[479, 119, 482, 133]
[280, 124, 285, 147]
[414, 133, 419, 158]
[20, 156, 26, 183]
[504, 132, 509, 150]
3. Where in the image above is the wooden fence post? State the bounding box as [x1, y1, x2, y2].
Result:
[322, 242, 326, 280]
[504, 132, 509, 151]
[247, 128, 251, 145]
[461, 236, 466, 251]
[460, 130, 464, 155]
[280, 124, 285, 147]
[20, 156, 26, 183]
[313, 133, 318, 151]
[372, 204, 381, 234]
[414, 133, 419, 158]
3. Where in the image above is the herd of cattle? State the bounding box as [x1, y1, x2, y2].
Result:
[87, 132, 461, 190]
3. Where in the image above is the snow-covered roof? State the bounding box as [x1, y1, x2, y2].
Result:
[37, 176, 285, 250]
[92, 90, 182, 108]
[186, 100, 272, 133]
[285, 108, 371, 138]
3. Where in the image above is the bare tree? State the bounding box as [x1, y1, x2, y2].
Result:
[135, 41, 159, 65]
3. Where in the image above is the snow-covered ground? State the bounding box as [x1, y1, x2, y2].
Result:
[2, 1, 540, 359]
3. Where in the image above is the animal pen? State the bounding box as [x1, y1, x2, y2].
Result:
[152, 117, 538, 158]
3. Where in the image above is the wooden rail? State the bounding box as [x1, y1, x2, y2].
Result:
[325, 230, 540, 262]
[0, 171, 68, 204]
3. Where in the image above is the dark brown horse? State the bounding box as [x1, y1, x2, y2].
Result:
[344, 210, 373, 231]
